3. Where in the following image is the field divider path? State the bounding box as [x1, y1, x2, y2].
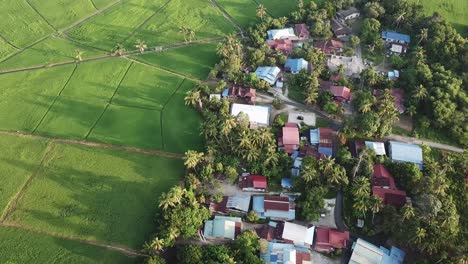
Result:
[0, 222, 148, 257]
[0, 34, 20, 50]
[122, 0, 173, 43]
[1, 142, 57, 222]
[23, 0, 58, 31]
[208, 0, 245, 36]
[0, 130, 184, 159]
[89, 0, 99, 10]
[32, 64, 78, 134]
[0, 36, 50, 64]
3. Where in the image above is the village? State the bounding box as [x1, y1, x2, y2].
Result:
[195, 5, 421, 264]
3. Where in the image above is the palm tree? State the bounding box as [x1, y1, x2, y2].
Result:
[113, 43, 126, 56]
[401, 204, 415, 220]
[337, 64, 345, 76]
[179, 27, 195, 43]
[328, 166, 348, 187]
[187, 28, 195, 42]
[144, 237, 165, 253]
[417, 28, 428, 45]
[74, 50, 84, 61]
[302, 165, 319, 183]
[319, 156, 335, 175]
[394, 12, 406, 28]
[158, 192, 174, 209]
[370, 196, 383, 223]
[256, 4, 267, 20]
[412, 227, 427, 245]
[304, 88, 318, 105]
[353, 196, 370, 219]
[135, 39, 147, 53]
[184, 90, 201, 107]
[221, 116, 237, 138]
[184, 150, 204, 172]
[167, 186, 186, 205]
[238, 131, 251, 150]
[412, 84, 428, 102]
[352, 177, 370, 197]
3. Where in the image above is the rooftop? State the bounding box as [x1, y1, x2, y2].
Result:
[381, 31, 410, 43]
[255, 66, 281, 85]
[231, 103, 270, 126]
[267, 28, 297, 40]
[389, 141, 423, 170]
[281, 222, 315, 247]
[285, 58, 309, 73]
[203, 216, 242, 240]
[365, 141, 386, 155]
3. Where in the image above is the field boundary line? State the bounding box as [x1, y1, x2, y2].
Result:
[62, 0, 123, 33]
[0, 130, 184, 159]
[128, 57, 201, 83]
[60, 35, 110, 53]
[0, 36, 49, 65]
[122, 0, 173, 43]
[0, 142, 57, 222]
[160, 78, 187, 150]
[208, 0, 245, 36]
[84, 103, 110, 139]
[89, 0, 99, 10]
[0, 223, 148, 257]
[23, 0, 58, 31]
[109, 103, 161, 111]
[161, 78, 186, 111]
[109, 62, 133, 103]
[0, 34, 20, 50]
[31, 64, 78, 134]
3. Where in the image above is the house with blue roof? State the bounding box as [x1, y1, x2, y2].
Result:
[381, 31, 410, 44]
[284, 58, 310, 74]
[388, 141, 423, 170]
[310, 128, 334, 157]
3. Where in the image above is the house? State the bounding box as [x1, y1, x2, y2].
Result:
[288, 111, 316, 127]
[389, 42, 408, 54]
[337, 7, 360, 22]
[281, 222, 315, 248]
[262, 242, 312, 264]
[209, 94, 221, 100]
[284, 58, 310, 74]
[372, 164, 408, 208]
[331, 18, 349, 39]
[381, 31, 410, 44]
[252, 195, 295, 220]
[318, 128, 334, 157]
[255, 66, 281, 85]
[349, 238, 405, 264]
[315, 40, 344, 55]
[256, 221, 283, 241]
[291, 157, 303, 177]
[315, 227, 350, 253]
[319, 79, 334, 90]
[209, 195, 251, 214]
[387, 70, 399, 80]
[388, 141, 423, 170]
[239, 174, 267, 192]
[230, 103, 271, 127]
[225, 86, 256, 104]
[203, 216, 242, 240]
[281, 178, 293, 189]
[329, 86, 351, 102]
[278, 124, 300, 154]
[294, 24, 310, 39]
[267, 28, 297, 40]
[365, 141, 386, 155]
[267, 39, 293, 54]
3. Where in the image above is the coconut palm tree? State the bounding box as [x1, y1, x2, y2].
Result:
[113, 43, 126, 56]
[256, 5, 267, 20]
[417, 28, 428, 45]
[328, 166, 349, 187]
[75, 50, 84, 61]
[370, 196, 383, 223]
[412, 227, 427, 244]
[144, 237, 165, 253]
[187, 28, 195, 42]
[184, 150, 204, 172]
[337, 64, 345, 76]
[412, 84, 428, 102]
[184, 90, 201, 107]
[221, 116, 237, 138]
[135, 39, 147, 53]
[238, 131, 251, 150]
[158, 192, 174, 209]
[304, 88, 318, 105]
[402, 204, 415, 220]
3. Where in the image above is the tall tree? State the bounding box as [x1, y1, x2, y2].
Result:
[74, 50, 83, 61]
[135, 39, 147, 53]
[256, 5, 267, 20]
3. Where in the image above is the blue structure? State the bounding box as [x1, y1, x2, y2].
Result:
[221, 88, 229, 97]
[318, 146, 333, 157]
[389, 141, 423, 170]
[281, 178, 293, 189]
[381, 31, 410, 44]
[284, 58, 309, 74]
[350, 238, 406, 264]
[310, 129, 319, 144]
[381, 246, 406, 264]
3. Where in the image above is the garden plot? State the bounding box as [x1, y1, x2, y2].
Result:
[67, 0, 168, 50]
[0, 0, 53, 48]
[28, 0, 97, 29]
[0, 226, 132, 264]
[0, 135, 49, 217]
[125, 0, 236, 47]
[215, 0, 258, 27]
[133, 43, 218, 80]
[0, 65, 75, 132]
[87, 104, 163, 150]
[6, 143, 184, 248]
[111, 62, 185, 110]
[0, 37, 105, 71]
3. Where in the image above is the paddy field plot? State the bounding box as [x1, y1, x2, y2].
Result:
[257, 0, 298, 18]
[134, 43, 219, 80]
[28, 0, 97, 29]
[0, 38, 17, 62]
[91, 0, 116, 9]
[0, 135, 49, 217]
[0, 0, 53, 48]
[215, 0, 259, 27]
[125, 0, 236, 47]
[0, 226, 134, 264]
[67, 0, 168, 50]
[6, 143, 184, 248]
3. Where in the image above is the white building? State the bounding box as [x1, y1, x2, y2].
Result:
[281, 222, 315, 248]
[231, 103, 271, 126]
[365, 141, 386, 156]
[255, 66, 281, 85]
[267, 28, 297, 40]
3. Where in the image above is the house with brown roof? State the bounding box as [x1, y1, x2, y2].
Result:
[267, 39, 293, 54]
[239, 174, 267, 192]
[331, 18, 349, 39]
[209, 195, 251, 214]
[278, 123, 300, 154]
[315, 40, 344, 55]
[315, 227, 350, 253]
[253, 195, 295, 220]
[329, 86, 351, 102]
[226, 86, 256, 104]
[294, 24, 310, 39]
[372, 164, 408, 208]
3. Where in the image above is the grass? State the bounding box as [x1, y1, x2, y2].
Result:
[111, 62, 185, 110]
[0, 37, 106, 71]
[216, 0, 259, 27]
[125, 0, 236, 48]
[0, 135, 49, 217]
[0, 226, 135, 264]
[0, 0, 53, 48]
[257, 0, 298, 18]
[7, 143, 184, 248]
[410, 0, 468, 36]
[88, 105, 163, 150]
[133, 43, 219, 79]
[67, 0, 167, 50]
[0, 65, 75, 132]
[162, 80, 204, 153]
[28, 0, 96, 29]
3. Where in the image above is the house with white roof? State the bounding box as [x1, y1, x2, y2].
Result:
[365, 141, 386, 156]
[349, 238, 405, 264]
[203, 216, 242, 240]
[230, 103, 271, 127]
[267, 28, 297, 40]
[281, 222, 315, 248]
[388, 141, 423, 170]
[262, 242, 312, 264]
[255, 66, 281, 85]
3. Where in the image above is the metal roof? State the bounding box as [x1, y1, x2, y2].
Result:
[389, 141, 423, 170]
[231, 103, 270, 126]
[381, 31, 410, 43]
[365, 141, 386, 155]
[255, 66, 281, 85]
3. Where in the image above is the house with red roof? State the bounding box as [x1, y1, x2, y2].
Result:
[226, 86, 256, 104]
[329, 86, 351, 102]
[278, 123, 300, 154]
[239, 174, 267, 192]
[267, 39, 293, 54]
[314, 40, 344, 55]
[372, 164, 408, 208]
[315, 227, 350, 253]
[294, 24, 310, 39]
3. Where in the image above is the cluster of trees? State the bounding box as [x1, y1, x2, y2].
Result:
[295, 156, 348, 221]
[289, 1, 332, 39]
[345, 89, 399, 138]
[176, 230, 264, 264]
